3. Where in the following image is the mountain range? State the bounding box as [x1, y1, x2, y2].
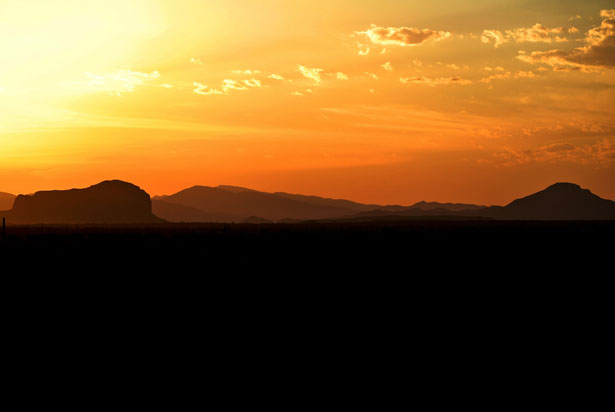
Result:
[1, 181, 614, 224]
[151, 184, 488, 222]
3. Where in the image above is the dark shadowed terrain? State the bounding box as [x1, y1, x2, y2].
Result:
[2, 220, 612, 274]
[1, 180, 613, 275]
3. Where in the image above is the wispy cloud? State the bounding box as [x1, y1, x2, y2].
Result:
[193, 82, 222, 95]
[84, 69, 160, 95]
[381, 61, 393, 71]
[399, 76, 472, 86]
[298, 65, 325, 84]
[358, 24, 451, 47]
[231, 69, 261, 75]
[480, 70, 536, 83]
[516, 9, 615, 71]
[480, 30, 506, 48]
[481, 23, 569, 47]
[491, 138, 615, 168]
[242, 78, 262, 88]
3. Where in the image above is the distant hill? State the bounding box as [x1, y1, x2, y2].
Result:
[242, 216, 274, 224]
[410, 201, 485, 211]
[348, 182, 615, 221]
[272, 191, 381, 212]
[152, 198, 245, 222]
[5, 180, 162, 224]
[152, 185, 486, 222]
[0, 192, 16, 211]
[481, 183, 615, 220]
[216, 185, 259, 193]
[154, 186, 356, 222]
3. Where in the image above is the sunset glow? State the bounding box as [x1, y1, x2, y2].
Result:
[1, 0, 613, 205]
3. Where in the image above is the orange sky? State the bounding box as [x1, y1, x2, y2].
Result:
[1, 0, 613, 205]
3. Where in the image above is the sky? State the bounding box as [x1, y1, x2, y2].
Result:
[0, 0, 613, 205]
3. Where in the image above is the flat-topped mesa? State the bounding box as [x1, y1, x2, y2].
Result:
[9, 180, 163, 224]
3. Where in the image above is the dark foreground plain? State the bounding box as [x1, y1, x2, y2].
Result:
[2, 219, 612, 273]
[2, 219, 610, 374]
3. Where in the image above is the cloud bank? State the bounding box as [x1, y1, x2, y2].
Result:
[399, 76, 472, 86]
[516, 9, 615, 71]
[481, 23, 569, 48]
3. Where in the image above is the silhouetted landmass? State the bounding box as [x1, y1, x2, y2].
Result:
[154, 185, 355, 222]
[0, 192, 15, 211]
[343, 183, 615, 221]
[410, 201, 486, 211]
[152, 184, 486, 222]
[1, 180, 613, 276]
[2, 180, 613, 226]
[302, 215, 493, 224]
[272, 191, 383, 212]
[216, 185, 260, 194]
[349, 207, 483, 219]
[242, 216, 274, 224]
[480, 183, 615, 220]
[4, 180, 162, 224]
[152, 198, 245, 222]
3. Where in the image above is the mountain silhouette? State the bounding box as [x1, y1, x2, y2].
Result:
[5, 180, 162, 224]
[151, 185, 485, 222]
[0, 192, 15, 211]
[3, 181, 613, 224]
[242, 216, 274, 224]
[153, 185, 357, 222]
[410, 201, 485, 211]
[482, 182, 615, 220]
[271, 191, 383, 212]
[152, 198, 245, 222]
[333, 182, 615, 221]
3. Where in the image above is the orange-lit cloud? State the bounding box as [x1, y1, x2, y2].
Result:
[267, 74, 285, 80]
[516, 10, 614, 71]
[480, 30, 506, 47]
[297, 65, 324, 84]
[481, 24, 569, 47]
[510, 10, 614, 72]
[192, 82, 223, 95]
[358, 24, 451, 47]
[506, 24, 568, 43]
[231, 69, 261, 75]
[399, 76, 472, 86]
[480, 70, 536, 83]
[490, 138, 615, 168]
[381, 61, 393, 71]
[84, 69, 160, 95]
